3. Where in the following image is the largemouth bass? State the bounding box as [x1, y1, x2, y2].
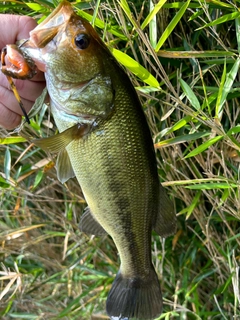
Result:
[1, 1, 177, 319]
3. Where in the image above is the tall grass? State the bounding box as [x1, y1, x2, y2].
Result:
[0, 0, 239, 319]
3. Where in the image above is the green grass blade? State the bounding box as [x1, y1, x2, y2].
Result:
[149, 0, 157, 48]
[225, 233, 240, 242]
[0, 176, 10, 188]
[0, 137, 27, 144]
[227, 125, 240, 136]
[155, 131, 211, 148]
[4, 147, 11, 181]
[110, 48, 160, 87]
[91, 0, 101, 27]
[184, 135, 224, 159]
[185, 182, 238, 189]
[7, 314, 39, 319]
[77, 10, 127, 40]
[163, 0, 233, 9]
[216, 58, 240, 120]
[157, 50, 236, 58]
[216, 59, 227, 119]
[25, 3, 45, 12]
[185, 190, 201, 219]
[196, 11, 240, 30]
[141, 0, 167, 30]
[168, 115, 193, 134]
[235, 15, 240, 54]
[179, 79, 201, 110]
[155, 0, 191, 51]
[118, 0, 138, 29]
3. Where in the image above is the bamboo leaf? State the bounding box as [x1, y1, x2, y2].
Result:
[141, 0, 167, 30]
[179, 79, 201, 110]
[155, 0, 190, 51]
[201, 91, 218, 111]
[25, 3, 45, 12]
[227, 125, 240, 136]
[163, 0, 233, 9]
[186, 191, 201, 220]
[91, 0, 101, 27]
[118, 0, 139, 29]
[155, 132, 211, 149]
[225, 233, 240, 242]
[149, 0, 157, 48]
[215, 59, 227, 119]
[0, 176, 10, 188]
[0, 137, 27, 144]
[216, 58, 240, 120]
[110, 48, 160, 87]
[184, 136, 224, 159]
[196, 11, 240, 30]
[185, 183, 238, 189]
[170, 115, 193, 132]
[77, 10, 127, 40]
[4, 148, 11, 181]
[235, 15, 240, 54]
[33, 170, 44, 189]
[157, 50, 236, 58]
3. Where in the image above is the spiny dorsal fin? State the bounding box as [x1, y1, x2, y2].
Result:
[32, 122, 90, 153]
[153, 184, 177, 238]
[56, 149, 75, 184]
[80, 207, 107, 236]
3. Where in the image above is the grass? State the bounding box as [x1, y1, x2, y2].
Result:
[0, 0, 240, 319]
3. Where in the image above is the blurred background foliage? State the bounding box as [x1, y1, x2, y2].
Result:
[0, 0, 239, 319]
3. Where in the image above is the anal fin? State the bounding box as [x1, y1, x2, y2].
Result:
[80, 207, 107, 236]
[153, 184, 177, 238]
[56, 149, 75, 184]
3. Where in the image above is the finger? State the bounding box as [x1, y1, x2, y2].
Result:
[0, 71, 45, 101]
[0, 98, 22, 130]
[15, 78, 46, 102]
[0, 15, 37, 49]
[0, 83, 45, 129]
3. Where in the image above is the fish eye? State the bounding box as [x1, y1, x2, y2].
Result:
[74, 34, 90, 50]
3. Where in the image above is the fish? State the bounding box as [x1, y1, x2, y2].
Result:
[1, 1, 177, 319]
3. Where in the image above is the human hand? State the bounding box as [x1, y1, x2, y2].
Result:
[0, 15, 46, 129]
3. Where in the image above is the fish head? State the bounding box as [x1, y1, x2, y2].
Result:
[22, 0, 114, 124]
[27, 0, 105, 82]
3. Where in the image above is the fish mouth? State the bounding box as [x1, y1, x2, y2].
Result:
[29, 1, 74, 48]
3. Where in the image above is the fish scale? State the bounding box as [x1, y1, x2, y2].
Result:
[1, 1, 177, 319]
[64, 71, 158, 276]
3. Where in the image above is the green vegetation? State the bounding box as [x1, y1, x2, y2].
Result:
[0, 0, 239, 319]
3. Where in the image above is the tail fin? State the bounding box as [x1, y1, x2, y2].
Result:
[106, 266, 162, 320]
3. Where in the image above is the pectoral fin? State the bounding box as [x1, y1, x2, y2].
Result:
[153, 184, 177, 238]
[32, 123, 90, 153]
[56, 149, 75, 183]
[80, 207, 107, 236]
